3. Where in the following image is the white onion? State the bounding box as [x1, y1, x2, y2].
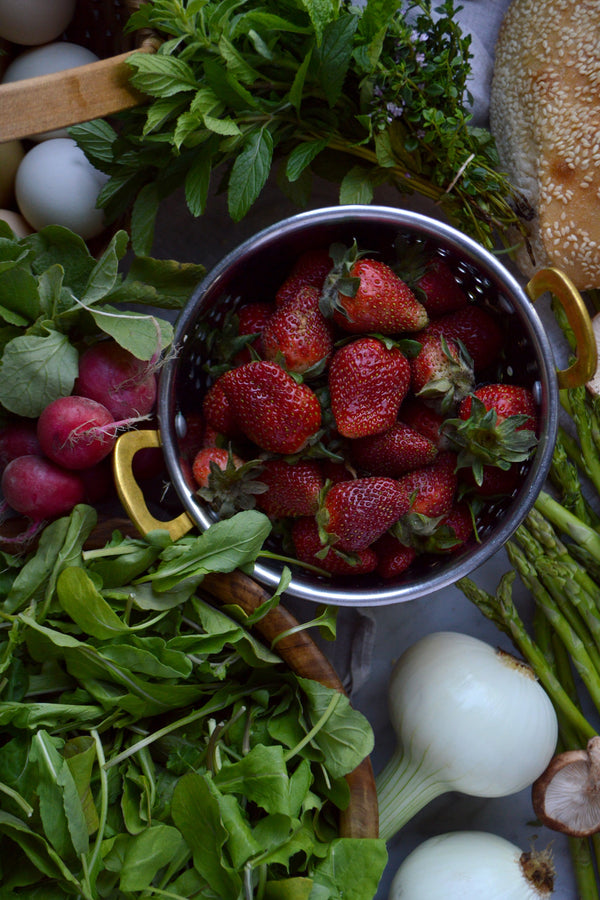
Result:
[388, 831, 555, 899]
[376, 631, 558, 840]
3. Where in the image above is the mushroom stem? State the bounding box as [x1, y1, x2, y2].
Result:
[586, 737, 600, 791]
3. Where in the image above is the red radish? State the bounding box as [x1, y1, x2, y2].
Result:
[37, 396, 117, 470]
[75, 340, 157, 419]
[0, 420, 42, 466]
[2, 455, 85, 520]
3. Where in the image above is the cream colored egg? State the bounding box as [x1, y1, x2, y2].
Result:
[0, 140, 24, 206]
[0, 0, 77, 45]
[15, 139, 110, 241]
[2, 42, 99, 141]
[0, 209, 34, 238]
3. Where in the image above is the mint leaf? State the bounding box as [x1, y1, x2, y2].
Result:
[298, 0, 337, 45]
[228, 128, 274, 221]
[0, 331, 78, 417]
[127, 53, 198, 98]
[339, 165, 374, 204]
[130, 183, 160, 258]
[315, 13, 358, 107]
[286, 137, 329, 182]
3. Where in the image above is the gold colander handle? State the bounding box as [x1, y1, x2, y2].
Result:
[113, 429, 193, 540]
[526, 267, 597, 389]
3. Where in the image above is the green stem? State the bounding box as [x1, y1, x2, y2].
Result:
[375, 746, 446, 841]
[535, 491, 600, 565]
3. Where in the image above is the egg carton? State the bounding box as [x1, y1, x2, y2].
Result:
[0, 0, 159, 143]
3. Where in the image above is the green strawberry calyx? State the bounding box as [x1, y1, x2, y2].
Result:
[318, 240, 364, 320]
[196, 452, 267, 518]
[442, 395, 538, 485]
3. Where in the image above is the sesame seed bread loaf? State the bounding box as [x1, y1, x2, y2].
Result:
[490, 0, 600, 290]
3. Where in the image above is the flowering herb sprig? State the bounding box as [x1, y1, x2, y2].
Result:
[71, 0, 525, 255]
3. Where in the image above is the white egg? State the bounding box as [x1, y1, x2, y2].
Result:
[0, 140, 25, 206]
[0, 208, 34, 238]
[0, 0, 77, 45]
[2, 42, 99, 141]
[15, 139, 110, 241]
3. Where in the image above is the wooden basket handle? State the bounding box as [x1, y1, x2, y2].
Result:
[0, 38, 158, 142]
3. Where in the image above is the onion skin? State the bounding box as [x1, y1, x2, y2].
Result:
[388, 831, 555, 899]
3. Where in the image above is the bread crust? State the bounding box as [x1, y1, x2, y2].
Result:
[490, 0, 600, 289]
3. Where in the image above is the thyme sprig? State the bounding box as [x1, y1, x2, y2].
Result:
[71, 0, 525, 255]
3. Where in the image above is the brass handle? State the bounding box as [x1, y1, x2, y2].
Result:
[113, 429, 193, 541]
[526, 267, 597, 389]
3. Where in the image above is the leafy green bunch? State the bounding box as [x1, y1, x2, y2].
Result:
[0, 223, 204, 418]
[71, 0, 524, 256]
[0, 506, 386, 898]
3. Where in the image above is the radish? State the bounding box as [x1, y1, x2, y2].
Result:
[75, 340, 158, 419]
[0, 420, 42, 466]
[37, 395, 118, 470]
[2, 455, 85, 520]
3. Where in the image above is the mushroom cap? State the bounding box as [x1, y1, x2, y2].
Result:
[532, 738, 600, 836]
[490, 0, 600, 290]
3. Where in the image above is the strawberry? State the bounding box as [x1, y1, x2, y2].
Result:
[416, 501, 474, 554]
[372, 533, 417, 578]
[396, 451, 458, 520]
[202, 374, 243, 438]
[415, 257, 469, 316]
[350, 421, 438, 477]
[317, 476, 411, 552]
[275, 248, 333, 306]
[328, 337, 411, 438]
[255, 459, 324, 518]
[410, 333, 475, 414]
[220, 360, 322, 454]
[445, 384, 539, 485]
[261, 285, 334, 374]
[192, 447, 266, 518]
[399, 397, 448, 448]
[192, 446, 244, 488]
[320, 244, 428, 334]
[291, 516, 379, 575]
[178, 412, 206, 460]
[233, 301, 273, 363]
[421, 305, 504, 371]
[460, 462, 523, 497]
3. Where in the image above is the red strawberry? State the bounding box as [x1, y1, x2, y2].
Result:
[410, 334, 474, 414]
[373, 533, 417, 578]
[422, 305, 504, 371]
[328, 337, 411, 439]
[202, 375, 243, 438]
[446, 384, 539, 485]
[350, 421, 438, 477]
[415, 257, 469, 316]
[221, 360, 322, 454]
[233, 301, 273, 363]
[178, 412, 206, 460]
[192, 446, 266, 517]
[318, 476, 410, 552]
[396, 451, 458, 519]
[292, 516, 379, 576]
[460, 462, 523, 497]
[192, 447, 244, 488]
[275, 248, 333, 306]
[399, 397, 448, 448]
[417, 501, 474, 554]
[261, 285, 334, 373]
[320, 246, 428, 334]
[255, 459, 324, 518]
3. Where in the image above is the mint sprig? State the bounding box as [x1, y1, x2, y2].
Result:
[70, 0, 526, 256]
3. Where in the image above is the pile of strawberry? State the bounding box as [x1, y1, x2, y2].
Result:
[178, 239, 539, 581]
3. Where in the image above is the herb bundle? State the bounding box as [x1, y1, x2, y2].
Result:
[71, 0, 524, 256]
[0, 506, 386, 897]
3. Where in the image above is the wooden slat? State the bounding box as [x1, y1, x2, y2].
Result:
[0, 51, 147, 142]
